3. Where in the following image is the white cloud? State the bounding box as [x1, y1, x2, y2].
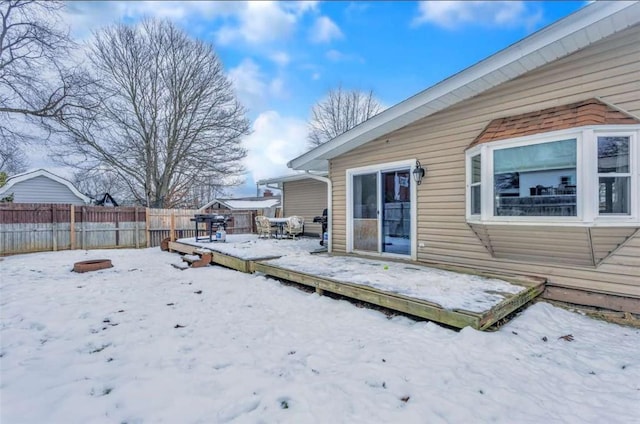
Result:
[286, 1, 319, 16]
[309, 16, 344, 44]
[63, 1, 241, 39]
[413, 1, 542, 30]
[228, 59, 289, 113]
[326, 49, 346, 62]
[325, 49, 363, 63]
[215, 2, 298, 46]
[269, 77, 288, 99]
[228, 59, 269, 113]
[269, 51, 291, 67]
[242, 111, 309, 184]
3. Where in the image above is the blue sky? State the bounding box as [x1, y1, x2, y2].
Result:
[43, 1, 587, 197]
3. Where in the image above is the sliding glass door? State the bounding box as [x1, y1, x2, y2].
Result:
[353, 173, 378, 252]
[381, 170, 411, 255]
[349, 162, 414, 258]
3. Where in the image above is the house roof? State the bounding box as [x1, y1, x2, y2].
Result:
[288, 1, 640, 172]
[469, 98, 640, 148]
[200, 197, 281, 211]
[257, 172, 329, 186]
[0, 169, 91, 203]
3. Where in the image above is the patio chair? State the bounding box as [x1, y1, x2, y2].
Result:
[284, 216, 304, 239]
[255, 216, 272, 239]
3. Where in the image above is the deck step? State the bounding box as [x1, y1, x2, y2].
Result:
[171, 261, 191, 270]
[181, 251, 213, 268]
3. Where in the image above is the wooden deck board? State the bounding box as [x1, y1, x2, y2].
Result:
[253, 261, 481, 328]
[168, 240, 545, 330]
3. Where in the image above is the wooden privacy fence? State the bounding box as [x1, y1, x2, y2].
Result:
[146, 208, 255, 247]
[0, 203, 256, 255]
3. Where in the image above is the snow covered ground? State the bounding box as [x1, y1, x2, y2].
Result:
[1, 248, 639, 423]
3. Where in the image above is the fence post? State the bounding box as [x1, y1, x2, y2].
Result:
[70, 205, 76, 250]
[115, 208, 120, 247]
[134, 206, 140, 249]
[145, 208, 151, 248]
[52, 204, 57, 252]
[170, 211, 176, 242]
[81, 206, 86, 249]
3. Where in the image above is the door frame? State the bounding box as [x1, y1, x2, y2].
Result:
[346, 159, 418, 260]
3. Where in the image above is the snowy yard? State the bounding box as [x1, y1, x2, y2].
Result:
[1, 248, 639, 423]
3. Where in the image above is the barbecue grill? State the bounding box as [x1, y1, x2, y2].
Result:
[313, 208, 328, 246]
[191, 214, 229, 242]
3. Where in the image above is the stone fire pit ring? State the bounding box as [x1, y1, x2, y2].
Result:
[73, 259, 113, 273]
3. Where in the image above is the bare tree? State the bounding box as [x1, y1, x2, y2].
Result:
[0, 137, 27, 173]
[51, 19, 250, 208]
[308, 85, 383, 147]
[0, 1, 77, 172]
[71, 168, 128, 204]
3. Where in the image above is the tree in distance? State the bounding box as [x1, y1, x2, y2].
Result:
[308, 85, 383, 148]
[50, 19, 250, 208]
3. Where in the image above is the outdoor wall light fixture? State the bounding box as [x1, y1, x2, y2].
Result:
[413, 160, 425, 185]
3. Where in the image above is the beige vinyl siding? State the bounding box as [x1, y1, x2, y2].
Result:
[329, 24, 640, 299]
[283, 179, 328, 236]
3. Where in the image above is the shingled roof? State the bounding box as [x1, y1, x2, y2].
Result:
[470, 98, 640, 148]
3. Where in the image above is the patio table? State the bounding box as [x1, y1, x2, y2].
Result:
[267, 217, 289, 239]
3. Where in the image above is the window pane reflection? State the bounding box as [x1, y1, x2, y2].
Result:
[494, 139, 577, 216]
[598, 136, 629, 173]
[599, 177, 630, 214]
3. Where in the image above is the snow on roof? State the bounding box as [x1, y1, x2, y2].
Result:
[200, 197, 281, 210]
[223, 198, 280, 209]
[257, 172, 329, 186]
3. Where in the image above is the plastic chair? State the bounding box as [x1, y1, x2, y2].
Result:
[255, 216, 272, 239]
[284, 216, 304, 239]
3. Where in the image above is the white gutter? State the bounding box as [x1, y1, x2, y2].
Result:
[304, 171, 333, 253]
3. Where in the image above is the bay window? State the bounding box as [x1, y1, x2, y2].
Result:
[466, 126, 639, 224]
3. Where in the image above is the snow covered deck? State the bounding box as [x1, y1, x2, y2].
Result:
[168, 236, 545, 330]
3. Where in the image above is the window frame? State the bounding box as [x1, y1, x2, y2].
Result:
[468, 152, 482, 217]
[466, 125, 640, 226]
[594, 131, 636, 218]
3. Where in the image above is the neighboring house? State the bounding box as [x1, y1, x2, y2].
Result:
[200, 195, 281, 218]
[287, 2, 640, 313]
[258, 173, 329, 236]
[0, 169, 91, 205]
[94, 193, 119, 207]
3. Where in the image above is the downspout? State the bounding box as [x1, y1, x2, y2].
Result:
[304, 171, 332, 253]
